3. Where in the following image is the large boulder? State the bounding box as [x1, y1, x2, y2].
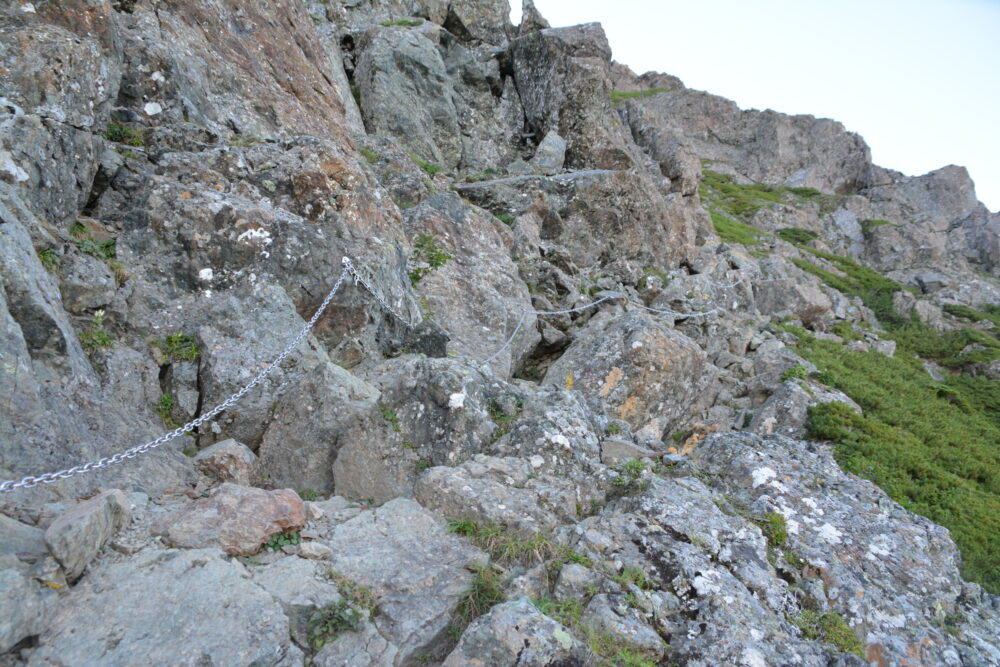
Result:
[543, 310, 710, 442]
[43, 489, 131, 580]
[29, 548, 302, 665]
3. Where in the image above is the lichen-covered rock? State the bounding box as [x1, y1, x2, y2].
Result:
[151, 484, 304, 556]
[443, 597, 591, 666]
[543, 310, 710, 442]
[29, 548, 302, 666]
[0, 563, 57, 653]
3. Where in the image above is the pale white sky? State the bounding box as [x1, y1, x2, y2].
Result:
[517, 0, 1000, 212]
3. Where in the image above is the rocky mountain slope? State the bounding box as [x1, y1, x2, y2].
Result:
[2, 1, 999, 665]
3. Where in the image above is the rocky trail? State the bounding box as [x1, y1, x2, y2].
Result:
[1, 0, 999, 665]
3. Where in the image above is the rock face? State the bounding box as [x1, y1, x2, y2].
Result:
[1, 0, 999, 665]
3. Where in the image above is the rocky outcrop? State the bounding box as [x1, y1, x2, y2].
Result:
[1, 0, 999, 664]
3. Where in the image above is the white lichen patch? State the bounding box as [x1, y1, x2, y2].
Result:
[236, 227, 273, 246]
[817, 522, 843, 544]
[751, 466, 776, 488]
[198, 268, 214, 282]
[447, 389, 466, 409]
[144, 101, 163, 116]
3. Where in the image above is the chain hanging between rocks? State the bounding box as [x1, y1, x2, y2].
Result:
[0, 263, 353, 494]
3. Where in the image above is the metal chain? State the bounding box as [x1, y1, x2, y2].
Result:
[0, 263, 352, 494]
[343, 258, 417, 328]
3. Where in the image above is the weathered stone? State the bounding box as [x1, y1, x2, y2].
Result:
[151, 484, 304, 556]
[192, 438, 257, 485]
[582, 594, 668, 660]
[299, 542, 333, 560]
[0, 514, 47, 563]
[43, 489, 131, 580]
[0, 564, 57, 653]
[530, 130, 566, 175]
[543, 310, 709, 441]
[322, 498, 488, 663]
[600, 437, 659, 465]
[443, 597, 591, 666]
[30, 548, 301, 665]
[252, 556, 341, 648]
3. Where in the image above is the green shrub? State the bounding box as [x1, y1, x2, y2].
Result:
[781, 364, 810, 382]
[451, 566, 505, 631]
[379, 405, 401, 432]
[154, 394, 177, 428]
[448, 519, 559, 567]
[493, 212, 515, 226]
[104, 122, 146, 147]
[410, 154, 442, 176]
[79, 309, 114, 354]
[359, 147, 379, 164]
[759, 512, 788, 547]
[307, 600, 362, 651]
[860, 218, 893, 236]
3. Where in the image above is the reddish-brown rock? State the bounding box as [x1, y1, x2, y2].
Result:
[152, 484, 304, 556]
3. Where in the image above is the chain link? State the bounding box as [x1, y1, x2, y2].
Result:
[0, 265, 351, 494]
[343, 258, 417, 328]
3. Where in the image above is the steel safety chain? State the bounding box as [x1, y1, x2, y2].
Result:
[0, 263, 352, 494]
[343, 257, 417, 328]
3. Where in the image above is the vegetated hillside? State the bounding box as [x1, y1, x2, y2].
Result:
[1, 0, 998, 665]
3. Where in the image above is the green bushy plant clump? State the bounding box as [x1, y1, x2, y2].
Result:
[408, 233, 452, 285]
[699, 169, 785, 219]
[467, 167, 503, 182]
[151, 332, 200, 363]
[759, 512, 787, 547]
[37, 247, 60, 271]
[359, 147, 379, 164]
[307, 600, 362, 651]
[410, 154, 442, 176]
[776, 227, 819, 245]
[610, 87, 670, 106]
[79, 309, 114, 353]
[493, 212, 515, 226]
[264, 530, 301, 552]
[448, 519, 560, 567]
[104, 122, 146, 147]
[793, 611, 864, 658]
[450, 566, 505, 633]
[636, 267, 669, 290]
[154, 394, 177, 428]
[860, 218, 893, 237]
[781, 364, 810, 382]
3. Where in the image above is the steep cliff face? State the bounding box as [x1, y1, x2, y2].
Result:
[1, 1, 999, 665]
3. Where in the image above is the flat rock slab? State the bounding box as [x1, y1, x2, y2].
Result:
[152, 483, 304, 556]
[28, 548, 301, 666]
[322, 498, 488, 663]
[43, 489, 131, 580]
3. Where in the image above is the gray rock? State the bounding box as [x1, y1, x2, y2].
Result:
[192, 438, 257, 485]
[529, 130, 566, 175]
[554, 563, 602, 601]
[43, 489, 131, 580]
[257, 363, 379, 495]
[582, 593, 668, 660]
[749, 380, 861, 439]
[443, 597, 591, 666]
[0, 514, 47, 563]
[600, 437, 659, 465]
[30, 548, 301, 665]
[322, 498, 488, 663]
[252, 556, 342, 649]
[0, 564, 57, 653]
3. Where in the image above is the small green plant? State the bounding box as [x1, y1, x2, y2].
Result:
[488, 400, 519, 442]
[611, 459, 646, 488]
[359, 147, 379, 164]
[327, 571, 378, 615]
[104, 122, 146, 147]
[612, 565, 651, 590]
[605, 422, 622, 435]
[451, 566, 505, 632]
[379, 405, 401, 432]
[37, 247, 60, 271]
[380, 18, 423, 27]
[415, 459, 430, 473]
[408, 233, 452, 285]
[264, 530, 301, 552]
[758, 512, 788, 548]
[776, 227, 819, 245]
[154, 394, 177, 428]
[79, 309, 114, 354]
[410, 154, 442, 176]
[448, 519, 559, 567]
[299, 488, 318, 501]
[783, 550, 806, 571]
[306, 600, 362, 651]
[74, 237, 117, 262]
[860, 218, 893, 236]
[228, 135, 261, 148]
[792, 610, 864, 658]
[610, 87, 670, 105]
[532, 596, 584, 627]
[151, 332, 200, 363]
[781, 364, 810, 382]
[493, 212, 516, 226]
